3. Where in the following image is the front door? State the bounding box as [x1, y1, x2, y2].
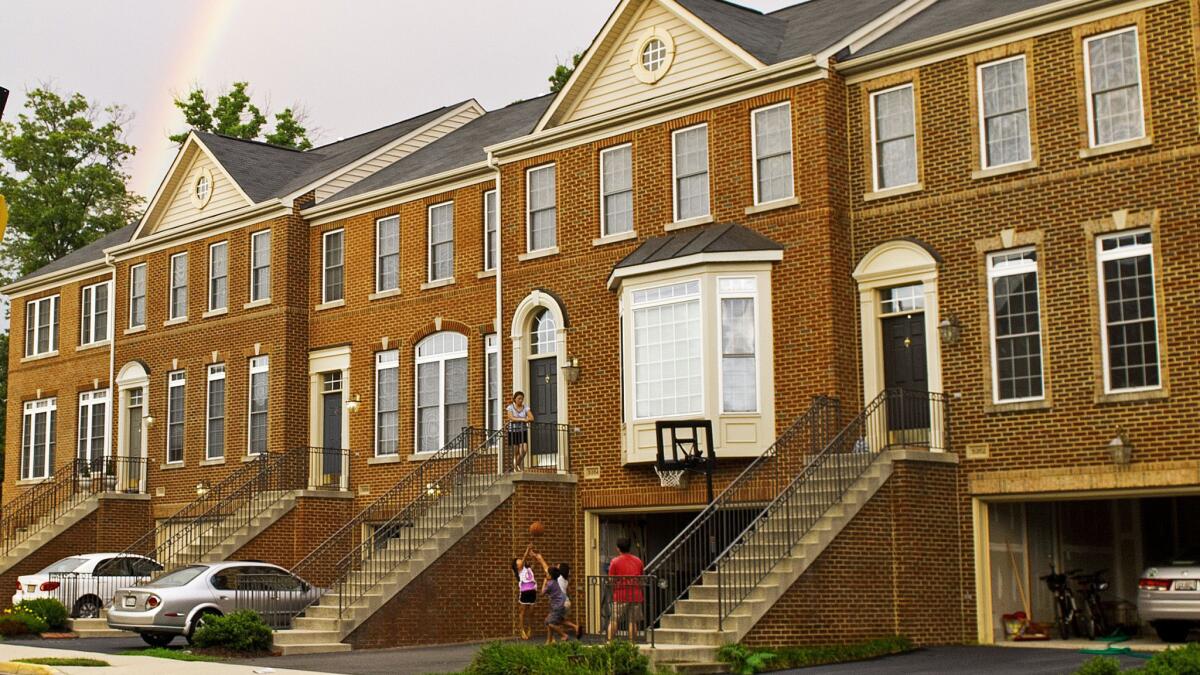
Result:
[882, 312, 929, 432]
[320, 372, 343, 488]
[125, 388, 144, 492]
[529, 358, 558, 464]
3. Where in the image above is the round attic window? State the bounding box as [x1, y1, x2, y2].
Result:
[641, 38, 667, 72]
[191, 167, 214, 208]
[630, 28, 675, 84]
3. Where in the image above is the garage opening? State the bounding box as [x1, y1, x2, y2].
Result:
[986, 495, 1200, 644]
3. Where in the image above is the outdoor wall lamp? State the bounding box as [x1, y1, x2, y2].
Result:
[1108, 429, 1133, 466]
[938, 314, 961, 345]
[195, 481, 210, 497]
[143, 414, 156, 428]
[562, 356, 582, 384]
[345, 393, 362, 413]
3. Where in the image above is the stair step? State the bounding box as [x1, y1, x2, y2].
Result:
[273, 629, 341, 646]
[644, 644, 720, 666]
[653, 627, 738, 646]
[292, 616, 342, 632]
[276, 642, 352, 655]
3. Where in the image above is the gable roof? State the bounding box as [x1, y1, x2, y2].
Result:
[613, 221, 783, 271]
[11, 222, 138, 284]
[321, 95, 554, 206]
[849, 0, 1057, 59]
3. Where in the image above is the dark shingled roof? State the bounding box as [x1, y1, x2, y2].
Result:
[851, 0, 1058, 58]
[13, 221, 138, 283]
[322, 95, 554, 205]
[613, 223, 783, 272]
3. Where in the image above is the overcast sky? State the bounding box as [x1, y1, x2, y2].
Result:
[3, 0, 797, 198]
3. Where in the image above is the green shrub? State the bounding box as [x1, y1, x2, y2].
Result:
[1139, 643, 1200, 675]
[1076, 656, 1123, 675]
[190, 610, 272, 653]
[14, 657, 110, 667]
[465, 640, 651, 675]
[0, 607, 49, 636]
[718, 636, 913, 672]
[717, 644, 778, 675]
[16, 597, 69, 630]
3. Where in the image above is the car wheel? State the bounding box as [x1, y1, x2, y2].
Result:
[140, 632, 174, 647]
[73, 595, 103, 619]
[1153, 621, 1191, 644]
[185, 609, 220, 645]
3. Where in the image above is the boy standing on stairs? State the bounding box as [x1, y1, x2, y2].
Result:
[607, 537, 644, 643]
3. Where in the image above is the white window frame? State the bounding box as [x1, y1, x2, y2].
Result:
[629, 279, 704, 421]
[599, 143, 634, 237]
[413, 332, 469, 454]
[1096, 229, 1160, 394]
[129, 264, 147, 329]
[249, 230, 271, 303]
[76, 389, 109, 464]
[375, 350, 399, 457]
[322, 229, 345, 304]
[986, 248, 1045, 403]
[671, 123, 710, 222]
[1083, 26, 1146, 149]
[248, 356, 270, 455]
[206, 363, 226, 460]
[485, 333, 500, 431]
[20, 397, 57, 480]
[427, 201, 454, 283]
[483, 189, 498, 271]
[750, 102, 795, 205]
[208, 241, 228, 312]
[165, 370, 186, 465]
[976, 55, 1032, 170]
[717, 277, 760, 414]
[79, 281, 111, 346]
[525, 164, 557, 253]
[168, 252, 188, 320]
[869, 83, 918, 192]
[24, 295, 59, 357]
[375, 215, 400, 293]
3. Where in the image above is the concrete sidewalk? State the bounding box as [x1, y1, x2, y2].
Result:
[0, 643, 337, 675]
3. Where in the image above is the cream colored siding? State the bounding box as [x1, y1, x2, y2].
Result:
[314, 107, 482, 201]
[153, 151, 249, 233]
[564, 1, 753, 124]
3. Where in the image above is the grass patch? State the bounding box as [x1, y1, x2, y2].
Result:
[1076, 642, 1200, 674]
[718, 636, 915, 674]
[14, 657, 111, 666]
[117, 647, 221, 662]
[460, 639, 654, 674]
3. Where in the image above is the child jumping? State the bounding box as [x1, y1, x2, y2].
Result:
[557, 562, 583, 638]
[534, 553, 571, 643]
[511, 543, 537, 639]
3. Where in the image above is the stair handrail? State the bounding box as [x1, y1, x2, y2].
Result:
[640, 396, 841, 624]
[710, 388, 949, 628]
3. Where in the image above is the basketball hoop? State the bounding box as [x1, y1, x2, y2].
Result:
[654, 466, 688, 489]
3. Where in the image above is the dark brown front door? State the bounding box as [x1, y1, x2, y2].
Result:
[882, 313, 928, 430]
[529, 357, 558, 462]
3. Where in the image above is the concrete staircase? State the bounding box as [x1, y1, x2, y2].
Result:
[646, 452, 896, 669]
[272, 478, 516, 655]
[173, 490, 299, 566]
[0, 493, 99, 577]
[69, 612, 128, 638]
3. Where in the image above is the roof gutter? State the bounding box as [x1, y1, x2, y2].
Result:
[2, 259, 111, 297]
[300, 161, 493, 224]
[107, 200, 291, 260]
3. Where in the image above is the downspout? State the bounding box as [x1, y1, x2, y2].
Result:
[487, 150, 503, 475]
[104, 253, 117, 461]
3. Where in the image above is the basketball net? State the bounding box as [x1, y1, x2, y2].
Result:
[654, 465, 688, 489]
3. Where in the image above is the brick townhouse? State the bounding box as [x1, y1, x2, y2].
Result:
[2, 0, 1198, 663]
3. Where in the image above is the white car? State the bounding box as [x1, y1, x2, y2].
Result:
[13, 553, 162, 618]
[1139, 549, 1200, 643]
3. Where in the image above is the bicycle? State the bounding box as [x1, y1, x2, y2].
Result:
[1071, 569, 1111, 640]
[1042, 563, 1083, 640]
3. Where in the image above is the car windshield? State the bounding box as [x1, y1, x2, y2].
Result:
[145, 565, 208, 588]
[38, 557, 88, 574]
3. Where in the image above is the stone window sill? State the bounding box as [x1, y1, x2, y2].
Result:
[420, 277, 455, 291]
[477, 269, 497, 279]
[593, 230, 637, 247]
[744, 196, 798, 215]
[123, 326, 146, 336]
[20, 351, 59, 363]
[984, 398, 1051, 415]
[367, 455, 402, 465]
[972, 159, 1038, 180]
[863, 182, 923, 202]
[315, 299, 345, 312]
[76, 341, 110, 353]
[518, 247, 560, 262]
[1079, 136, 1151, 159]
[163, 316, 188, 327]
[202, 307, 228, 319]
[368, 288, 402, 301]
[200, 457, 226, 467]
[243, 454, 266, 463]
[243, 298, 271, 310]
[160, 463, 185, 471]
[16, 478, 48, 486]
[1096, 386, 1168, 405]
[664, 214, 713, 232]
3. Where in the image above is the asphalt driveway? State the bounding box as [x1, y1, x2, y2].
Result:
[784, 645, 1151, 674]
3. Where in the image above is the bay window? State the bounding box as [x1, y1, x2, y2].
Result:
[631, 280, 703, 419]
[719, 278, 758, 413]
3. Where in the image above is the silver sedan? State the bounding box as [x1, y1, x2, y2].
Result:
[1138, 550, 1200, 643]
[106, 561, 322, 647]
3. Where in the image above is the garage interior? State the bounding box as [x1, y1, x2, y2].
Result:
[986, 495, 1200, 644]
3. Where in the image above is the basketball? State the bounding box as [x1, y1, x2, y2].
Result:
[529, 520, 545, 536]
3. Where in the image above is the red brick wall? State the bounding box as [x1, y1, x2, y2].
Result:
[230, 494, 356, 570]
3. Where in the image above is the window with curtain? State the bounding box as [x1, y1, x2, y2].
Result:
[80, 282, 110, 345]
[250, 231, 271, 302]
[483, 190, 498, 271]
[631, 280, 702, 419]
[752, 103, 794, 204]
[376, 216, 399, 292]
[673, 125, 709, 220]
[1085, 27, 1144, 147]
[323, 230, 344, 303]
[129, 264, 146, 328]
[169, 252, 188, 319]
[207, 364, 225, 460]
[978, 56, 1031, 168]
[209, 241, 228, 311]
[988, 249, 1043, 402]
[248, 356, 269, 454]
[415, 332, 468, 453]
[428, 202, 454, 282]
[527, 164, 556, 252]
[375, 350, 398, 456]
[719, 278, 758, 412]
[871, 84, 917, 190]
[76, 390, 108, 464]
[601, 144, 633, 236]
[166, 371, 185, 464]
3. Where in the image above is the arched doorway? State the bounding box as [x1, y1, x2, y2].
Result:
[510, 291, 568, 470]
[115, 361, 149, 493]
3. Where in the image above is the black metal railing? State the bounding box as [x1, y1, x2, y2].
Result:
[710, 388, 949, 628]
[306, 446, 350, 491]
[502, 421, 573, 474]
[46, 563, 159, 618]
[641, 397, 841, 626]
[1, 455, 147, 556]
[585, 575, 657, 646]
[230, 572, 324, 629]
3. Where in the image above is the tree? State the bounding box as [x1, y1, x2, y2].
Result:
[171, 82, 312, 150]
[549, 53, 583, 94]
[0, 88, 144, 279]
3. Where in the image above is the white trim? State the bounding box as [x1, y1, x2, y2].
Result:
[205, 363, 226, 461]
[750, 101, 795, 205]
[828, 0, 937, 62]
[113, 202, 290, 264]
[128, 263, 147, 329]
[976, 54, 1032, 170]
[1082, 25, 1146, 149]
[869, 82, 918, 193]
[525, 163, 557, 254]
[303, 164, 492, 226]
[322, 229, 345, 304]
[248, 355, 270, 456]
[1095, 228, 1160, 394]
[375, 215, 400, 294]
[132, 134, 254, 240]
[716, 276, 760, 414]
[509, 291, 570, 438]
[599, 143, 635, 238]
[671, 123, 710, 222]
[607, 249, 783, 290]
[190, 167, 215, 209]
[985, 247, 1044, 404]
[165, 369, 186, 465]
[168, 252, 189, 321]
[207, 240, 228, 312]
[629, 27, 676, 84]
[249, 229, 271, 303]
[79, 280, 112, 347]
[427, 201, 455, 283]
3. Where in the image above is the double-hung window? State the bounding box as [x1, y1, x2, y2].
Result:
[20, 398, 56, 480]
[76, 390, 108, 465]
[414, 332, 467, 453]
[1084, 27, 1145, 147]
[600, 144, 633, 236]
[168, 252, 188, 320]
[631, 280, 702, 419]
[483, 190, 498, 271]
[752, 103, 794, 204]
[870, 84, 918, 190]
[249, 230, 271, 302]
[526, 164, 557, 252]
[987, 249, 1044, 402]
[719, 278, 758, 413]
[978, 56, 1031, 168]
[80, 281, 110, 346]
[24, 295, 59, 357]
[206, 364, 225, 460]
[1097, 230, 1159, 392]
[248, 356, 269, 454]
[672, 125, 709, 221]
[375, 350, 398, 457]
[485, 334, 500, 431]
[166, 371, 185, 464]
[376, 216, 399, 293]
[208, 241, 228, 312]
[428, 202, 454, 282]
[322, 229, 344, 303]
[129, 264, 146, 329]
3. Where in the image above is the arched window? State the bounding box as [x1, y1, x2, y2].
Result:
[531, 309, 557, 356]
[415, 332, 468, 453]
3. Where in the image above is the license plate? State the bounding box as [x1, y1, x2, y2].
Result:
[26, 585, 35, 593]
[123, 596, 137, 608]
[1174, 580, 1197, 591]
